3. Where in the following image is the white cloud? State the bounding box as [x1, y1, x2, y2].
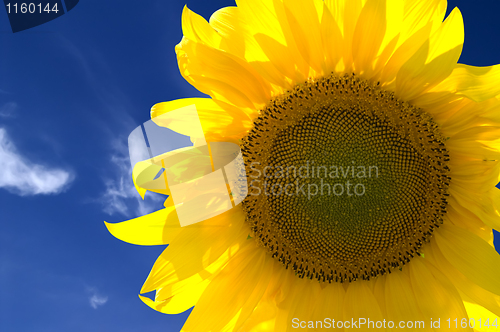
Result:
[0, 102, 17, 118]
[87, 287, 108, 309]
[99, 137, 164, 217]
[89, 294, 108, 309]
[0, 128, 74, 196]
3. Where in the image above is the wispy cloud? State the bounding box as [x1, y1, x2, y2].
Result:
[87, 287, 108, 309]
[0, 128, 74, 196]
[0, 101, 17, 118]
[99, 137, 164, 217]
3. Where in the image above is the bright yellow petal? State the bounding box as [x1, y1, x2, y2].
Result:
[379, 21, 433, 88]
[312, 282, 345, 329]
[182, 243, 273, 332]
[409, 257, 470, 330]
[430, 64, 500, 102]
[234, 0, 284, 45]
[449, 187, 500, 231]
[320, 2, 344, 73]
[352, 0, 403, 79]
[446, 203, 495, 246]
[235, 0, 307, 83]
[271, 0, 312, 78]
[425, 239, 500, 318]
[341, 0, 366, 71]
[287, 279, 321, 330]
[282, 0, 325, 75]
[139, 275, 207, 315]
[238, 300, 277, 332]
[343, 281, 386, 331]
[176, 38, 272, 109]
[435, 224, 500, 297]
[373, 276, 387, 316]
[396, 7, 464, 101]
[151, 97, 252, 140]
[141, 206, 248, 293]
[144, 242, 242, 315]
[181, 6, 221, 48]
[104, 205, 180, 245]
[400, 0, 447, 41]
[208, 6, 290, 92]
[384, 271, 426, 325]
[463, 302, 500, 332]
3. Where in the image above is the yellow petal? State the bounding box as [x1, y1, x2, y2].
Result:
[324, 0, 369, 37]
[131, 145, 213, 199]
[271, 0, 311, 79]
[176, 38, 272, 109]
[384, 271, 426, 325]
[179, 70, 254, 109]
[182, 244, 273, 332]
[342, 0, 366, 71]
[253, 32, 306, 84]
[343, 281, 386, 331]
[141, 207, 248, 292]
[104, 205, 180, 245]
[425, 239, 500, 318]
[238, 300, 277, 332]
[139, 279, 207, 315]
[287, 279, 321, 329]
[439, 98, 491, 135]
[208, 6, 245, 58]
[151, 97, 252, 140]
[400, 0, 447, 42]
[273, 269, 300, 330]
[181, 6, 221, 48]
[435, 224, 500, 297]
[145, 242, 240, 315]
[320, 3, 343, 73]
[463, 302, 500, 332]
[379, 21, 433, 87]
[409, 257, 470, 330]
[352, 0, 403, 79]
[234, 0, 284, 45]
[430, 64, 500, 102]
[448, 150, 500, 195]
[311, 282, 345, 329]
[446, 203, 495, 246]
[373, 276, 387, 316]
[132, 159, 168, 198]
[282, 0, 325, 75]
[396, 7, 464, 101]
[449, 187, 500, 231]
[208, 6, 290, 91]
[235, 0, 307, 83]
[324, 0, 345, 33]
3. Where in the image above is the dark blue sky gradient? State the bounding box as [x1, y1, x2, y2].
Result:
[0, 1, 499, 331]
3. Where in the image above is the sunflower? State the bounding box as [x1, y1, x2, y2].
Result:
[106, 0, 500, 330]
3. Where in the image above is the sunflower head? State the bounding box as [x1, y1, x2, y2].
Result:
[241, 73, 452, 282]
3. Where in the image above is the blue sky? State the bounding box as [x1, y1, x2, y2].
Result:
[0, 1, 499, 331]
